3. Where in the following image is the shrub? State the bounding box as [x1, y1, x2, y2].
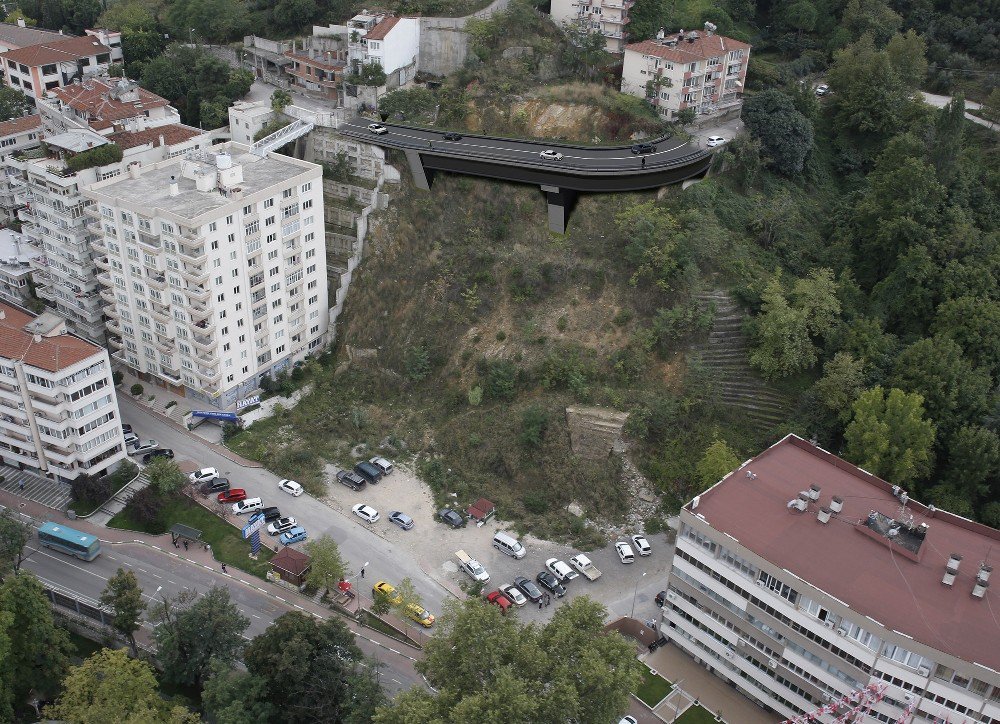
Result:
[112, 370, 124, 386]
[108, 460, 139, 490]
[467, 386, 483, 406]
[404, 344, 431, 381]
[520, 405, 548, 449]
[70, 474, 112, 504]
[523, 490, 549, 514]
[130, 487, 164, 527]
[481, 360, 517, 401]
[130, 383, 143, 396]
[66, 143, 123, 172]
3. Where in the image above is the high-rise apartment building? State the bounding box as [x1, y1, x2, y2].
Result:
[661, 434, 1000, 723]
[0, 302, 126, 481]
[84, 143, 328, 409]
[549, 0, 634, 53]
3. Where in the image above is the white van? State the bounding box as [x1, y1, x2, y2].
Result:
[232, 498, 263, 515]
[493, 532, 526, 559]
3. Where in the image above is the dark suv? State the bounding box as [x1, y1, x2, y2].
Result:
[200, 477, 231, 495]
[142, 449, 174, 464]
[337, 470, 366, 491]
[438, 508, 465, 528]
[630, 142, 656, 154]
[536, 571, 566, 598]
[353, 461, 382, 484]
[262, 506, 282, 522]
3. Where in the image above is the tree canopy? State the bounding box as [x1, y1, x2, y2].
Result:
[742, 89, 815, 176]
[844, 387, 936, 485]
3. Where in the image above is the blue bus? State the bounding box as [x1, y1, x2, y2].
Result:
[37, 522, 101, 561]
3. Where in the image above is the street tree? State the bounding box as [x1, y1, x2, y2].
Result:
[99, 567, 147, 657]
[0, 511, 32, 578]
[146, 457, 187, 495]
[742, 89, 814, 176]
[304, 534, 347, 595]
[202, 659, 275, 724]
[150, 586, 249, 688]
[378, 88, 436, 121]
[844, 386, 935, 486]
[0, 86, 33, 123]
[695, 439, 740, 490]
[271, 89, 292, 113]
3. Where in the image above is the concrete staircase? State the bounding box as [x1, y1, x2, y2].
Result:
[693, 290, 793, 430]
[87, 471, 150, 527]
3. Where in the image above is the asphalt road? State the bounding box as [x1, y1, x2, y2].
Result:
[338, 118, 702, 172]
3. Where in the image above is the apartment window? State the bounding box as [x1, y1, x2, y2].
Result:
[211, 240, 219, 250]
[223, 343, 230, 352]
[217, 293, 225, 303]
[757, 571, 799, 604]
[881, 644, 930, 671]
[209, 222, 217, 232]
[239, 334, 246, 343]
[308, 295, 318, 305]
[227, 374, 234, 383]
[301, 182, 311, 192]
[243, 205, 252, 215]
[282, 187, 293, 198]
[226, 214, 234, 224]
[265, 216, 275, 227]
[306, 264, 316, 274]
[264, 198, 274, 208]
[268, 250, 278, 260]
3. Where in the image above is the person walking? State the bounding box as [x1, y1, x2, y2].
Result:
[538, 600, 543, 610]
[641, 157, 646, 168]
[360, 567, 365, 579]
[183, 540, 189, 551]
[221, 562, 227, 573]
[18, 480, 24, 492]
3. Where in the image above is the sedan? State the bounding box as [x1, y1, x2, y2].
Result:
[267, 516, 297, 536]
[373, 581, 401, 605]
[405, 603, 435, 628]
[336, 470, 366, 491]
[539, 150, 563, 161]
[706, 135, 727, 147]
[438, 508, 465, 528]
[278, 479, 303, 496]
[367, 123, 388, 134]
[815, 83, 830, 96]
[500, 584, 527, 607]
[630, 143, 656, 154]
[130, 441, 159, 456]
[442, 132, 463, 141]
[514, 576, 543, 603]
[189, 467, 219, 484]
[388, 511, 414, 530]
[218, 489, 247, 504]
[631, 534, 651, 556]
[142, 449, 173, 464]
[536, 571, 566, 598]
[123, 432, 139, 447]
[279, 526, 307, 545]
[199, 478, 230, 495]
[352, 504, 379, 524]
[486, 590, 512, 614]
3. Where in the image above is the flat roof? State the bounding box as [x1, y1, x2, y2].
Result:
[692, 434, 1000, 671]
[0, 228, 41, 272]
[45, 128, 108, 152]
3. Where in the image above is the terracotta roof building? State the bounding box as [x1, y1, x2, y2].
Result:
[661, 434, 1000, 723]
[0, 302, 126, 481]
[1, 35, 114, 99]
[107, 124, 203, 151]
[270, 546, 312, 587]
[44, 78, 178, 134]
[0, 22, 64, 54]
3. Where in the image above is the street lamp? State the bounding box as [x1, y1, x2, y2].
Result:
[630, 572, 648, 619]
[190, 28, 195, 46]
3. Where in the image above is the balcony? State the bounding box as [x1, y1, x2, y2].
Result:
[179, 245, 206, 265]
[195, 365, 221, 384]
[195, 350, 216, 365]
[192, 319, 216, 336]
[146, 272, 167, 290]
[106, 319, 122, 335]
[93, 256, 111, 271]
[153, 335, 173, 353]
[29, 394, 67, 417]
[192, 333, 214, 352]
[158, 366, 182, 384]
[97, 271, 112, 287]
[84, 206, 101, 220]
[150, 302, 171, 323]
[179, 264, 208, 284]
[186, 285, 209, 302]
[108, 335, 124, 350]
[138, 230, 160, 250]
[99, 287, 117, 304]
[92, 238, 108, 254]
[188, 301, 211, 321]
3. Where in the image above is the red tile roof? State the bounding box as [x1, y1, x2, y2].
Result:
[626, 34, 750, 64]
[49, 78, 169, 129]
[692, 435, 1000, 671]
[0, 114, 40, 137]
[270, 546, 311, 576]
[0, 35, 110, 67]
[108, 124, 203, 150]
[0, 302, 104, 373]
[365, 16, 401, 41]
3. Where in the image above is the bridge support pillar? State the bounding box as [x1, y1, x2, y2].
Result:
[404, 149, 431, 190]
[541, 185, 576, 234]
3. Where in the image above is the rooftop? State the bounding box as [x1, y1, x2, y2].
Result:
[365, 16, 402, 41]
[0, 114, 41, 138]
[0, 228, 41, 274]
[45, 128, 108, 153]
[48, 78, 170, 130]
[0, 34, 111, 66]
[108, 124, 204, 151]
[0, 302, 104, 372]
[691, 434, 1000, 671]
[0, 22, 63, 50]
[626, 33, 750, 64]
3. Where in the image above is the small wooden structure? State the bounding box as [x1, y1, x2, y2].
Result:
[269, 546, 311, 587]
[467, 498, 496, 524]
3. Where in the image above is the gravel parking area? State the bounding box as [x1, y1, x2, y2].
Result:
[320, 462, 673, 623]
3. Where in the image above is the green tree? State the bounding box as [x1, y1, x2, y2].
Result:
[928, 93, 965, 187]
[202, 659, 275, 724]
[4, 9, 36, 26]
[840, 0, 901, 46]
[932, 297, 1000, 377]
[269, 0, 320, 34]
[271, 88, 292, 113]
[243, 611, 385, 721]
[520, 405, 548, 449]
[168, 0, 248, 43]
[785, 0, 817, 36]
[791, 267, 841, 338]
[844, 386, 935, 485]
[351, 59, 387, 87]
[940, 425, 999, 504]
[741, 89, 814, 176]
[0, 573, 73, 720]
[813, 352, 867, 424]
[150, 586, 249, 688]
[146, 456, 187, 495]
[378, 87, 436, 121]
[99, 567, 147, 657]
[98, 0, 158, 30]
[122, 29, 168, 69]
[482, 359, 517, 401]
[981, 88, 1000, 129]
[886, 29, 927, 90]
[0, 511, 32, 578]
[695, 439, 740, 489]
[828, 35, 910, 136]
[0, 86, 33, 123]
[44, 649, 164, 723]
[749, 274, 816, 379]
[303, 534, 347, 595]
[614, 201, 680, 291]
[562, 25, 610, 81]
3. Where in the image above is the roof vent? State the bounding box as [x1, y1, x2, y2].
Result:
[978, 564, 992, 585]
[817, 507, 831, 524]
[787, 494, 808, 512]
[972, 580, 988, 599]
[691, 495, 700, 510]
[829, 496, 844, 514]
[808, 484, 821, 501]
[947, 554, 962, 573]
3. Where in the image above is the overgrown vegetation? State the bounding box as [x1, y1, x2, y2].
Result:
[66, 144, 124, 173]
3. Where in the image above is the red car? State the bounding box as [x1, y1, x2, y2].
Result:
[486, 590, 512, 614]
[218, 489, 247, 504]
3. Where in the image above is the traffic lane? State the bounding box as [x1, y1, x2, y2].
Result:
[119, 400, 450, 613]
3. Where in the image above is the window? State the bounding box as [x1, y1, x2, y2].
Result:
[209, 222, 217, 232]
[301, 182, 311, 192]
[757, 571, 799, 604]
[264, 198, 274, 208]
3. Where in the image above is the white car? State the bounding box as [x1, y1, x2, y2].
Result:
[815, 83, 830, 96]
[500, 584, 527, 607]
[631, 534, 651, 556]
[539, 150, 563, 161]
[706, 136, 726, 148]
[615, 541, 635, 564]
[267, 516, 297, 536]
[123, 432, 139, 447]
[352, 504, 380, 524]
[369, 456, 393, 475]
[189, 467, 219, 484]
[367, 123, 387, 135]
[129, 441, 159, 455]
[545, 558, 579, 583]
[277, 479, 303, 496]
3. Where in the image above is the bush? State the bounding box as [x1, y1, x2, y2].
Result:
[523, 490, 549, 514]
[112, 370, 124, 386]
[130, 383, 143, 396]
[130, 487, 164, 527]
[520, 405, 548, 449]
[480, 360, 518, 401]
[66, 143, 123, 172]
[108, 460, 139, 490]
[70, 474, 112, 504]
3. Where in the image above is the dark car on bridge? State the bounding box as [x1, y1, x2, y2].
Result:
[630, 143, 656, 154]
[442, 132, 463, 141]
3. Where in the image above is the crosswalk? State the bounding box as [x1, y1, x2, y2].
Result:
[0, 465, 72, 511]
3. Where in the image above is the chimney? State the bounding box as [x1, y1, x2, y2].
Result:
[169, 174, 179, 196]
[808, 484, 821, 501]
[0, 309, 5, 320]
[158, 134, 165, 148]
[817, 507, 831, 524]
[33, 334, 42, 342]
[829, 496, 844, 514]
[972, 580, 988, 599]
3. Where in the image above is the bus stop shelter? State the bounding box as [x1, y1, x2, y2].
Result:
[169, 524, 203, 547]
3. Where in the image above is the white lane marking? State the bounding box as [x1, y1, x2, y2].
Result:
[167, 580, 177, 585]
[251, 614, 261, 619]
[122, 562, 133, 567]
[149, 573, 162, 579]
[24, 547, 112, 583]
[138, 568, 148, 573]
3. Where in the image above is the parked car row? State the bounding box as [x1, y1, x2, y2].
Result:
[123, 425, 176, 464]
[336, 457, 395, 491]
[372, 580, 436, 627]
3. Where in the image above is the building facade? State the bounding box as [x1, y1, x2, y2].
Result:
[84, 143, 328, 409]
[550, 0, 634, 54]
[0, 35, 115, 98]
[0, 227, 41, 304]
[0, 302, 126, 481]
[661, 434, 1000, 723]
[39, 77, 180, 135]
[621, 29, 749, 121]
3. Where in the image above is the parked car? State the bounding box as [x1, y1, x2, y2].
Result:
[267, 516, 297, 536]
[277, 479, 303, 496]
[369, 456, 393, 475]
[142, 449, 173, 464]
[372, 581, 401, 605]
[279, 526, 307, 545]
[388, 511, 414, 530]
[405, 603, 435, 628]
[456, 550, 490, 583]
[352, 504, 380, 524]
[536, 571, 566, 598]
[121, 424, 133, 435]
[218, 489, 247, 504]
[130, 441, 159, 456]
[438, 508, 465, 528]
[631, 534, 651, 556]
[261, 506, 281, 522]
[442, 132, 463, 141]
[189, 467, 219, 484]
[615, 541, 636, 564]
[336, 470, 366, 491]
[706, 135, 727, 148]
[545, 558, 579, 583]
[539, 150, 563, 161]
[367, 123, 388, 134]
[514, 576, 543, 603]
[815, 83, 830, 96]
[232, 498, 263, 516]
[123, 432, 139, 447]
[499, 584, 527, 607]
[486, 590, 512, 614]
[631, 143, 656, 154]
[353, 461, 382, 484]
[655, 590, 668, 607]
[200, 478, 230, 495]
[619, 716, 639, 724]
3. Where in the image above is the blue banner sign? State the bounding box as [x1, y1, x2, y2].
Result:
[242, 512, 265, 539]
[250, 530, 261, 556]
[192, 410, 239, 422]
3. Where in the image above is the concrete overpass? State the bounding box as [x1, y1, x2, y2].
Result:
[338, 119, 714, 232]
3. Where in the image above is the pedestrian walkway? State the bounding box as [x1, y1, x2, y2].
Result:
[84, 470, 150, 527]
[0, 465, 71, 510]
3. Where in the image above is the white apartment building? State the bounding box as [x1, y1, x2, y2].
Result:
[550, 0, 634, 53]
[662, 434, 1000, 724]
[355, 16, 419, 85]
[621, 28, 750, 121]
[84, 143, 328, 409]
[0, 227, 40, 305]
[0, 34, 115, 99]
[228, 100, 275, 146]
[0, 302, 126, 481]
[0, 114, 40, 219]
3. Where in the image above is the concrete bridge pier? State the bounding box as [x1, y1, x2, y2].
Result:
[541, 185, 577, 234]
[404, 149, 432, 190]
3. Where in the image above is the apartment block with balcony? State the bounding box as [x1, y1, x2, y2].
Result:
[84, 143, 328, 409]
[0, 114, 41, 219]
[621, 28, 750, 122]
[38, 77, 180, 136]
[0, 302, 126, 481]
[550, 0, 634, 53]
[0, 227, 41, 305]
[661, 434, 1000, 724]
[0, 35, 115, 99]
